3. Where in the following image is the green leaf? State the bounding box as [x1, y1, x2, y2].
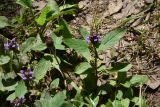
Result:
[16, 0, 32, 8]
[63, 38, 91, 62]
[0, 16, 9, 28]
[0, 55, 10, 65]
[21, 35, 47, 53]
[7, 92, 16, 101]
[46, 54, 61, 71]
[0, 74, 17, 92]
[121, 98, 130, 107]
[21, 37, 36, 53]
[36, 6, 51, 26]
[33, 56, 52, 83]
[35, 91, 66, 107]
[59, 4, 78, 11]
[116, 90, 123, 100]
[15, 80, 27, 97]
[50, 91, 66, 107]
[59, 19, 72, 38]
[98, 28, 127, 51]
[31, 35, 47, 51]
[79, 26, 90, 39]
[130, 75, 149, 85]
[109, 63, 132, 72]
[50, 78, 59, 89]
[105, 101, 113, 107]
[51, 33, 65, 50]
[75, 62, 92, 74]
[47, 0, 59, 11]
[112, 100, 123, 107]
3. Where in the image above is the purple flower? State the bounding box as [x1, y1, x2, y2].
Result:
[4, 42, 10, 50]
[20, 67, 33, 80]
[4, 38, 19, 51]
[10, 96, 26, 106]
[86, 34, 101, 44]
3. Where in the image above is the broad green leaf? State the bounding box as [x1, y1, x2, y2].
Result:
[35, 99, 50, 107]
[121, 98, 130, 107]
[121, 81, 131, 88]
[64, 38, 91, 62]
[21, 37, 36, 53]
[105, 101, 113, 107]
[15, 80, 27, 97]
[0, 79, 17, 92]
[50, 91, 66, 107]
[7, 92, 16, 101]
[35, 91, 66, 107]
[50, 78, 59, 89]
[98, 28, 127, 51]
[130, 75, 149, 85]
[36, 6, 51, 26]
[21, 35, 46, 53]
[79, 26, 90, 39]
[0, 55, 10, 65]
[45, 54, 61, 71]
[108, 63, 132, 72]
[51, 33, 65, 50]
[47, 0, 59, 11]
[112, 100, 123, 107]
[116, 90, 123, 100]
[59, 19, 72, 38]
[33, 56, 52, 83]
[16, 0, 32, 8]
[31, 35, 47, 51]
[0, 16, 9, 28]
[75, 62, 92, 74]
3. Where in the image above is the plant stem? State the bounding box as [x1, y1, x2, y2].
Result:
[50, 48, 66, 80]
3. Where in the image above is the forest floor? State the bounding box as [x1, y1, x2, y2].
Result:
[0, 0, 160, 107]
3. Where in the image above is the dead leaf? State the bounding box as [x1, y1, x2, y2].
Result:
[108, 0, 123, 15]
[147, 75, 160, 89]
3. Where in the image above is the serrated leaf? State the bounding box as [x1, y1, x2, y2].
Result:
[50, 78, 59, 89]
[16, 0, 32, 8]
[75, 62, 92, 74]
[33, 56, 51, 83]
[130, 75, 149, 85]
[0, 16, 9, 28]
[21, 37, 36, 53]
[98, 28, 127, 51]
[64, 38, 91, 62]
[79, 26, 90, 39]
[15, 80, 27, 97]
[0, 55, 10, 65]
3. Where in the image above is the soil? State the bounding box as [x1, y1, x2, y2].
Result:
[0, 0, 160, 107]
